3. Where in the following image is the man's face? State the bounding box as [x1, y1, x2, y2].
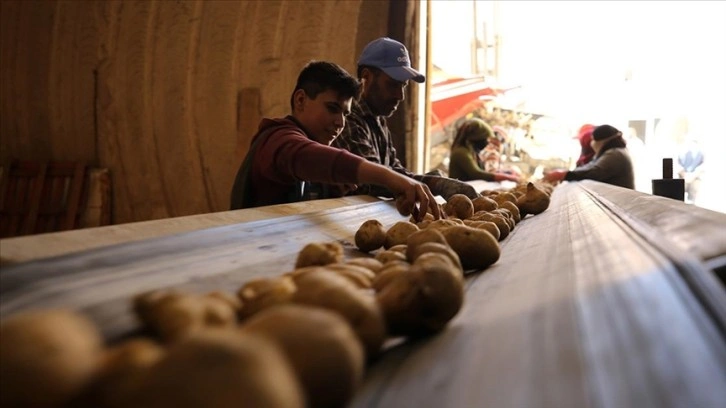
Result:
[294, 89, 352, 145]
[362, 69, 408, 117]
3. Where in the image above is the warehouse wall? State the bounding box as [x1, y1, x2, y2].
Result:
[1, 0, 421, 225]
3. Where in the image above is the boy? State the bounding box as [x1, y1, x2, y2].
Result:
[229, 61, 440, 221]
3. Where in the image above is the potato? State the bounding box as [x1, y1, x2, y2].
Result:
[133, 289, 183, 324]
[374, 249, 407, 264]
[202, 296, 239, 327]
[405, 228, 448, 261]
[406, 242, 463, 273]
[0, 309, 103, 408]
[322, 263, 376, 289]
[205, 291, 243, 316]
[388, 244, 408, 254]
[492, 191, 518, 206]
[295, 241, 344, 268]
[413, 252, 461, 271]
[73, 338, 165, 408]
[237, 276, 297, 320]
[470, 211, 510, 240]
[138, 293, 238, 342]
[425, 219, 460, 231]
[492, 208, 516, 230]
[472, 196, 498, 212]
[443, 194, 475, 220]
[384, 221, 420, 249]
[516, 182, 551, 215]
[376, 259, 464, 336]
[440, 225, 501, 270]
[354, 220, 386, 253]
[462, 220, 500, 240]
[125, 330, 305, 408]
[242, 305, 365, 408]
[292, 270, 386, 357]
[372, 262, 411, 292]
[344, 257, 385, 275]
[499, 200, 522, 223]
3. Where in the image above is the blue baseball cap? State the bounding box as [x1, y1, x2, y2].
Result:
[357, 37, 425, 83]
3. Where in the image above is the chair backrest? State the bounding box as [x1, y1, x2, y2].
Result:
[0, 160, 88, 238]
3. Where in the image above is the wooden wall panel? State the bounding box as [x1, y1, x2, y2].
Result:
[1, 0, 402, 225]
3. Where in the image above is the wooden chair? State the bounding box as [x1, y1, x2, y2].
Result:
[0, 161, 89, 238]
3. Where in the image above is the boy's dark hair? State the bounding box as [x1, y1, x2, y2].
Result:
[290, 61, 361, 110]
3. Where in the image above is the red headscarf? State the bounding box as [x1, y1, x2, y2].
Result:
[576, 124, 595, 166]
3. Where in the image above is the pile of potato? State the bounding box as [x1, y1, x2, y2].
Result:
[0, 181, 554, 408]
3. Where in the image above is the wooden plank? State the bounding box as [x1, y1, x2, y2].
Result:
[0, 195, 379, 264]
[1, 184, 724, 408]
[60, 162, 86, 230]
[20, 162, 47, 235]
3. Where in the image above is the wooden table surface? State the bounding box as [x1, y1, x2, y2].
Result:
[1, 181, 725, 408]
[0, 195, 380, 264]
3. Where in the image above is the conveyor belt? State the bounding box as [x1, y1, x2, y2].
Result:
[1, 182, 725, 408]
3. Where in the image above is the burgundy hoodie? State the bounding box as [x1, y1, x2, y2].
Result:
[230, 116, 365, 209]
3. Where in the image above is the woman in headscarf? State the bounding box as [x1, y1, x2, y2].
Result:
[448, 118, 520, 183]
[544, 124, 635, 189]
[575, 124, 596, 166]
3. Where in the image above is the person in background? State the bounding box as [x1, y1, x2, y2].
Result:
[575, 124, 596, 167]
[543, 124, 634, 189]
[229, 60, 440, 221]
[448, 118, 520, 182]
[676, 137, 705, 204]
[325, 37, 480, 200]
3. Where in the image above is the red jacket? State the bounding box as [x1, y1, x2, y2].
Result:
[230, 116, 365, 209]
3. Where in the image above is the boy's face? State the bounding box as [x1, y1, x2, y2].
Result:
[293, 89, 352, 145]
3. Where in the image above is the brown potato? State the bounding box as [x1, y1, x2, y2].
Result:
[384, 221, 420, 249]
[405, 228, 448, 261]
[126, 330, 305, 408]
[73, 338, 165, 408]
[387, 244, 408, 254]
[462, 220, 500, 241]
[242, 305, 365, 408]
[406, 242, 463, 273]
[492, 208, 516, 230]
[425, 218, 461, 231]
[499, 200, 522, 223]
[237, 276, 297, 320]
[133, 289, 183, 324]
[344, 257, 385, 275]
[440, 225, 501, 270]
[295, 241, 344, 268]
[0, 309, 103, 408]
[470, 211, 510, 240]
[492, 191, 518, 206]
[376, 260, 464, 336]
[372, 262, 411, 292]
[143, 294, 207, 342]
[292, 270, 386, 358]
[374, 249, 408, 264]
[322, 263, 376, 289]
[443, 194, 475, 220]
[354, 220, 387, 253]
[472, 196, 498, 212]
[516, 182, 551, 215]
[205, 291, 243, 316]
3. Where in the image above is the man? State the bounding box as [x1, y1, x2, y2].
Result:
[327, 37, 480, 200]
[229, 61, 440, 221]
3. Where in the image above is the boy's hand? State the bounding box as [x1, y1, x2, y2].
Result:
[393, 181, 441, 222]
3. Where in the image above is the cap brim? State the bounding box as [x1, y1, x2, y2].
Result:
[381, 66, 425, 83]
